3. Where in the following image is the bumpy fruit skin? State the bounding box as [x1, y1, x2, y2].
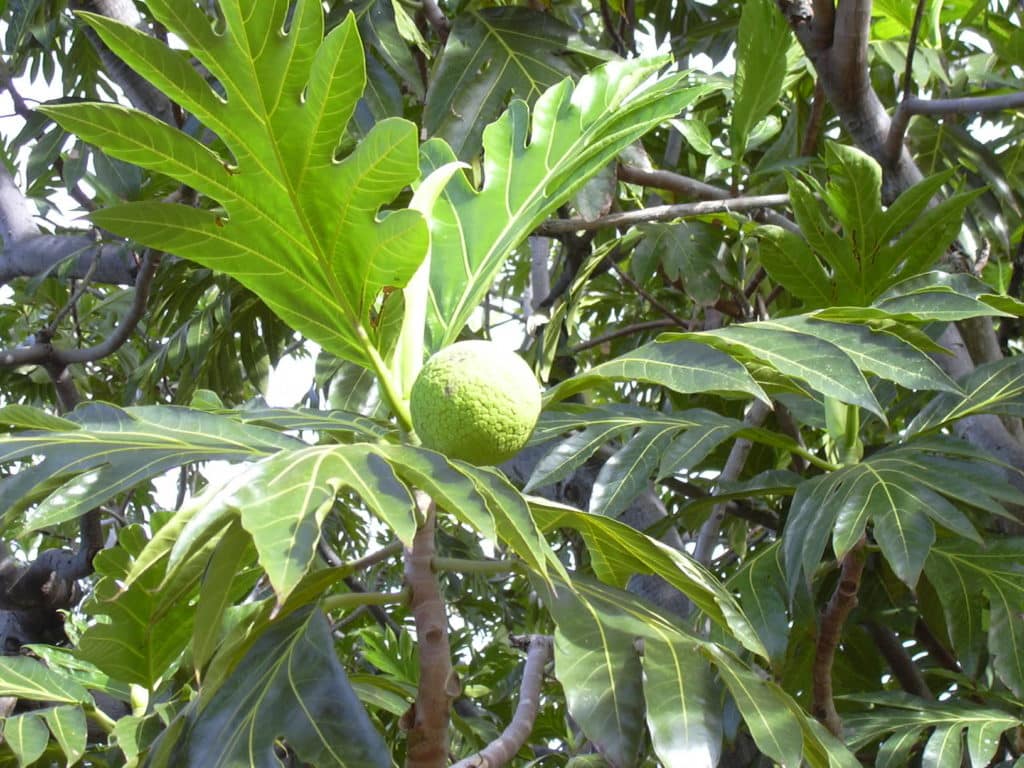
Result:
[410, 340, 542, 466]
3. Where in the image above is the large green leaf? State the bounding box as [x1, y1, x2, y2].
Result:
[754, 146, 981, 307]
[531, 500, 767, 657]
[78, 524, 198, 688]
[423, 7, 600, 158]
[42, 705, 87, 767]
[161, 445, 417, 603]
[0, 657, 90, 705]
[731, 0, 790, 160]
[589, 424, 678, 518]
[674, 324, 884, 419]
[372, 444, 557, 579]
[925, 539, 1024, 698]
[0, 403, 301, 530]
[544, 577, 839, 768]
[544, 339, 769, 405]
[154, 609, 389, 768]
[3, 713, 49, 767]
[908, 356, 1024, 435]
[43, 3, 426, 370]
[554, 611, 646, 767]
[420, 60, 714, 353]
[641, 638, 722, 768]
[783, 443, 1017, 592]
[843, 692, 1021, 768]
[728, 543, 790, 669]
[767, 316, 959, 394]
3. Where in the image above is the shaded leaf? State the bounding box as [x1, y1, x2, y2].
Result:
[3, 713, 48, 768]
[78, 524, 197, 688]
[423, 7, 592, 158]
[162, 609, 389, 767]
[642, 638, 722, 768]
[731, 0, 790, 159]
[42, 705, 87, 767]
[909, 356, 1024, 435]
[925, 539, 1024, 697]
[530, 501, 767, 657]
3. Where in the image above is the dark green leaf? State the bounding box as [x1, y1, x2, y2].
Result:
[731, 0, 790, 159]
[165, 609, 390, 767]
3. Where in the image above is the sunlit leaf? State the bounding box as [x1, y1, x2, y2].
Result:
[44, 4, 426, 369]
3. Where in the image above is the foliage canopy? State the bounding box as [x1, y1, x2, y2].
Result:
[1, 1, 1024, 767]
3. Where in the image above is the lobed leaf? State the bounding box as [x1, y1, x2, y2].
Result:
[47, 4, 426, 370]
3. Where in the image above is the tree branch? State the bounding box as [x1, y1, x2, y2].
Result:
[863, 621, 932, 699]
[901, 0, 928, 101]
[421, 0, 450, 42]
[403, 495, 456, 768]
[0, 165, 38, 246]
[886, 92, 1024, 165]
[605, 257, 690, 329]
[568, 319, 679, 354]
[617, 164, 801, 232]
[693, 399, 772, 565]
[778, 0, 924, 199]
[536, 194, 790, 236]
[451, 635, 553, 768]
[813, 539, 867, 736]
[0, 249, 158, 368]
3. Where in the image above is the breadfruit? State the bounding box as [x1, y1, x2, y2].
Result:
[410, 341, 541, 465]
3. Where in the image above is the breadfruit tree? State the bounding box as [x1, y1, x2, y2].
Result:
[1, 1, 1024, 766]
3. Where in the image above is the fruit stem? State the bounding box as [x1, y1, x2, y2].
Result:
[360, 325, 414, 433]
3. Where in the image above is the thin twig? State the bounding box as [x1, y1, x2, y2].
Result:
[901, 0, 928, 102]
[618, 164, 801, 233]
[451, 635, 553, 768]
[568, 319, 679, 354]
[1, 250, 159, 367]
[800, 79, 827, 156]
[813, 539, 867, 736]
[913, 618, 962, 674]
[537, 194, 790, 236]
[605, 257, 690, 328]
[46, 250, 102, 334]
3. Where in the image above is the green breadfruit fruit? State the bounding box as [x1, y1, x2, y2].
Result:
[410, 340, 542, 466]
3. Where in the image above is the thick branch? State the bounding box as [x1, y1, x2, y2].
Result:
[1, 249, 157, 368]
[537, 194, 790, 236]
[0, 235, 137, 286]
[403, 495, 455, 768]
[0, 165, 38, 247]
[813, 539, 867, 736]
[451, 635, 553, 768]
[778, 0, 923, 199]
[421, 0, 451, 42]
[887, 92, 1024, 164]
[863, 621, 932, 699]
